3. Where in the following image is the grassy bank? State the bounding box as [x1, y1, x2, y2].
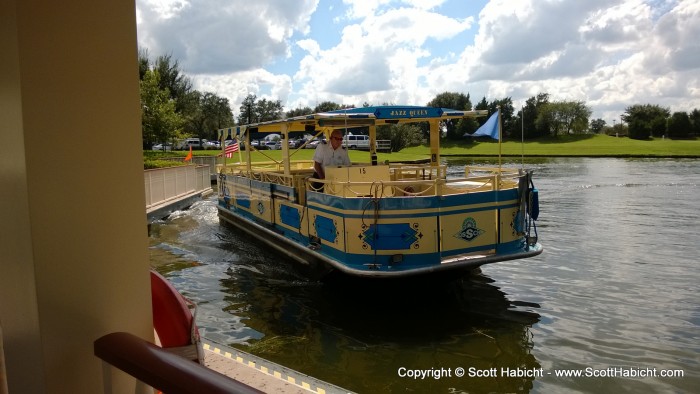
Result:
[432, 134, 700, 157]
[145, 134, 699, 167]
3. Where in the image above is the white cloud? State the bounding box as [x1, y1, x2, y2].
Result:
[192, 70, 293, 113]
[291, 4, 474, 108]
[137, 0, 700, 122]
[137, 0, 318, 74]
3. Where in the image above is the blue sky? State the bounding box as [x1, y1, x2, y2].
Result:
[136, 0, 699, 123]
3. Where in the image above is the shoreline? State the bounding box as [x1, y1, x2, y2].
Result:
[439, 153, 700, 158]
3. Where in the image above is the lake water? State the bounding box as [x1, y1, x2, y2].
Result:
[148, 157, 700, 393]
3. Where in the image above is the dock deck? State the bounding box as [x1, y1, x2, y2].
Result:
[202, 339, 353, 394]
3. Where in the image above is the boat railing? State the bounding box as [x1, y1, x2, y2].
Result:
[307, 174, 512, 198]
[389, 164, 447, 180]
[219, 161, 523, 198]
[216, 160, 315, 175]
[465, 166, 521, 177]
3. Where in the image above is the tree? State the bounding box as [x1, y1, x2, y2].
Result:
[138, 47, 150, 80]
[286, 106, 314, 118]
[488, 97, 516, 137]
[238, 94, 257, 124]
[237, 94, 284, 124]
[537, 101, 591, 136]
[257, 98, 284, 122]
[691, 109, 700, 137]
[376, 123, 423, 152]
[475, 97, 488, 111]
[313, 101, 343, 113]
[590, 119, 606, 134]
[522, 93, 550, 139]
[154, 54, 193, 114]
[140, 69, 183, 148]
[623, 104, 670, 139]
[186, 92, 234, 140]
[426, 92, 473, 140]
[667, 111, 691, 139]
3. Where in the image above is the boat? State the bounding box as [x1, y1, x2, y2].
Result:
[215, 105, 542, 279]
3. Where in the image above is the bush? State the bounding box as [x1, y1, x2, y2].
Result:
[377, 123, 423, 152]
[144, 159, 186, 169]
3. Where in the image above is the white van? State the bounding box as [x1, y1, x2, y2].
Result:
[343, 134, 370, 149]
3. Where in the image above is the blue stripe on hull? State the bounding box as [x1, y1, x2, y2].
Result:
[308, 189, 518, 211]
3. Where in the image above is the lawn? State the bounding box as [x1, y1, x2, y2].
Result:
[424, 134, 700, 158]
[145, 134, 700, 168]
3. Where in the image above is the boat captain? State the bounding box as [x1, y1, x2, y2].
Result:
[312, 129, 351, 179]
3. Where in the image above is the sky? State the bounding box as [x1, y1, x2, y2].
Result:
[136, 0, 700, 124]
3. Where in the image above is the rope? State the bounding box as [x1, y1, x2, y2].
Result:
[359, 181, 386, 264]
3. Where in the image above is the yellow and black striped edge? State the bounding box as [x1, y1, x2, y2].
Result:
[202, 339, 354, 394]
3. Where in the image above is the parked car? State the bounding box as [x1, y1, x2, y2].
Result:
[202, 140, 219, 150]
[343, 134, 370, 149]
[289, 138, 306, 148]
[265, 141, 280, 150]
[251, 140, 268, 150]
[152, 143, 173, 151]
[178, 138, 202, 150]
[305, 139, 323, 149]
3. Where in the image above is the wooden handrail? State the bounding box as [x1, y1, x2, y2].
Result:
[94, 332, 262, 394]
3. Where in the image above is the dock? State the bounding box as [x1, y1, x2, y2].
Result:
[145, 164, 213, 222]
[202, 339, 353, 394]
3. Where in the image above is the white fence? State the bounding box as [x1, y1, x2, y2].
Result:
[144, 165, 211, 210]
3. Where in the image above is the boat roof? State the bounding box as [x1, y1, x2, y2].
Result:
[221, 105, 488, 135]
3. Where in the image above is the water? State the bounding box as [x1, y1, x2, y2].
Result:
[149, 158, 700, 393]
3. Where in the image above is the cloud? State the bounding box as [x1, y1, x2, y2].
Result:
[192, 70, 293, 112]
[648, 0, 700, 73]
[137, 0, 700, 122]
[137, 0, 318, 74]
[458, 0, 700, 119]
[292, 4, 474, 106]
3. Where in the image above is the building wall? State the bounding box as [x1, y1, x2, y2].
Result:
[1, 0, 153, 392]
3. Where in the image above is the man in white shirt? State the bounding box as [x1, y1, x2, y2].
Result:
[312, 129, 351, 179]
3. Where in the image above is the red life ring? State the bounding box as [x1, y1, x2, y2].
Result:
[150, 270, 202, 363]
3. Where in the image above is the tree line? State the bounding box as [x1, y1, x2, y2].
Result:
[139, 51, 699, 150]
[139, 50, 234, 149]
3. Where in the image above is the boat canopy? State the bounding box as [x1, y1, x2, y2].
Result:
[217, 105, 489, 175]
[220, 106, 486, 135]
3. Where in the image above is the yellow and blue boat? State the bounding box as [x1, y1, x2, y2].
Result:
[216, 106, 542, 279]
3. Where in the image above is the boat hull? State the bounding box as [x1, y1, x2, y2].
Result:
[217, 198, 542, 279]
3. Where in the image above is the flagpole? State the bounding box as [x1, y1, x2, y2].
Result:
[497, 106, 502, 174]
[521, 105, 524, 170]
[237, 138, 242, 164]
[220, 129, 226, 171]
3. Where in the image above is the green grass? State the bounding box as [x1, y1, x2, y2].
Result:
[422, 134, 700, 158]
[145, 135, 700, 168]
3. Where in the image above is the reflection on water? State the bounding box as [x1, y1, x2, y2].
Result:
[220, 264, 542, 393]
[150, 157, 700, 393]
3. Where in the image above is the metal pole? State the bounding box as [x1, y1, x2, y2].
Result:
[497, 106, 502, 174]
[521, 105, 524, 170]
